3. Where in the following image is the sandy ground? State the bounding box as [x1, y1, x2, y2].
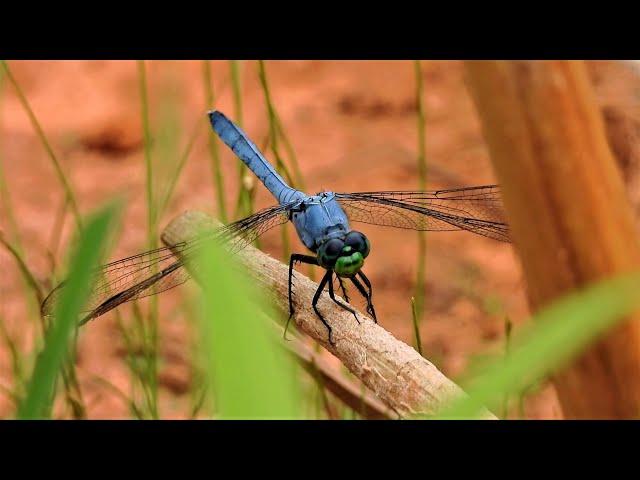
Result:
[1, 60, 638, 419]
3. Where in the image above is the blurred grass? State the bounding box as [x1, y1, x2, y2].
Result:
[257, 61, 305, 191]
[257, 61, 294, 262]
[138, 60, 157, 249]
[202, 61, 228, 224]
[0, 70, 29, 403]
[136, 60, 160, 418]
[0, 60, 327, 420]
[0, 61, 88, 417]
[0, 76, 44, 319]
[192, 233, 301, 419]
[501, 317, 512, 418]
[230, 61, 244, 129]
[434, 271, 640, 419]
[0, 61, 83, 231]
[17, 201, 121, 419]
[413, 60, 428, 321]
[0, 67, 21, 246]
[0, 232, 44, 316]
[256, 60, 315, 280]
[116, 63, 207, 419]
[158, 118, 203, 218]
[0, 314, 26, 405]
[229, 60, 256, 221]
[46, 195, 70, 277]
[411, 296, 423, 356]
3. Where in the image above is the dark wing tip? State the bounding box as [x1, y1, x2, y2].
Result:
[40, 281, 64, 318]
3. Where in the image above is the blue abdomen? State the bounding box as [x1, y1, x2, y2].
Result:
[209, 110, 303, 205]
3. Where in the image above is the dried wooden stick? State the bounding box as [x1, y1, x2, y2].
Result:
[161, 210, 496, 419]
[277, 326, 397, 419]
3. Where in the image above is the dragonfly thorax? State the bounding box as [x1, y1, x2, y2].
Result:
[290, 192, 352, 252]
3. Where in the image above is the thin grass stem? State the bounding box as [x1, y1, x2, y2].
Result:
[411, 297, 424, 356]
[413, 60, 428, 320]
[202, 60, 228, 223]
[0, 61, 82, 231]
[137, 60, 159, 419]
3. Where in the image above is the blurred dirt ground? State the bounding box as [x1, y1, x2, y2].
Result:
[1, 60, 639, 419]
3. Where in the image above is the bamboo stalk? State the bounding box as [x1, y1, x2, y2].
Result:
[161, 210, 496, 419]
[465, 60, 640, 418]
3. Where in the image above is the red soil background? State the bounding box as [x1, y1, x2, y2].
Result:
[1, 60, 638, 419]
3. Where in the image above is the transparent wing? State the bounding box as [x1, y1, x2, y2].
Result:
[41, 203, 294, 323]
[335, 185, 509, 242]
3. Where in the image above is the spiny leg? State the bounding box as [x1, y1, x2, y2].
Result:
[352, 273, 377, 323]
[312, 270, 335, 346]
[285, 253, 319, 341]
[357, 270, 375, 312]
[328, 271, 359, 324]
[336, 276, 350, 303]
[350, 276, 376, 321]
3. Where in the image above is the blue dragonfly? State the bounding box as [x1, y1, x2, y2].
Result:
[42, 111, 509, 345]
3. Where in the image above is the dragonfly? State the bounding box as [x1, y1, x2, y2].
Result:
[41, 110, 509, 345]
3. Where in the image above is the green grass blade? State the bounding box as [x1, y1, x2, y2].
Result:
[0, 60, 82, 231]
[0, 66, 22, 245]
[257, 60, 297, 261]
[154, 67, 185, 221]
[158, 118, 204, 218]
[274, 112, 306, 192]
[230, 60, 256, 220]
[136, 60, 160, 419]
[0, 316, 26, 399]
[193, 234, 301, 419]
[229, 61, 244, 129]
[202, 60, 228, 223]
[434, 271, 640, 419]
[17, 200, 121, 419]
[46, 195, 69, 272]
[257, 61, 297, 188]
[0, 232, 44, 311]
[0, 66, 45, 323]
[137, 60, 156, 247]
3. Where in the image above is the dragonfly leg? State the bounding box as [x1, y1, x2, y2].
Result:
[285, 253, 319, 341]
[336, 276, 350, 303]
[312, 270, 335, 346]
[352, 272, 377, 323]
[328, 271, 359, 324]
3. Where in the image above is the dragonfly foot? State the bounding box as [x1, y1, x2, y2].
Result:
[328, 271, 359, 324]
[367, 305, 378, 323]
[337, 276, 350, 303]
[326, 326, 335, 346]
[313, 270, 335, 346]
[351, 273, 377, 323]
[314, 306, 336, 347]
[283, 313, 295, 341]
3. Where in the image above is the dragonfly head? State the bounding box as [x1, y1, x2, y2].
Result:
[317, 231, 370, 277]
